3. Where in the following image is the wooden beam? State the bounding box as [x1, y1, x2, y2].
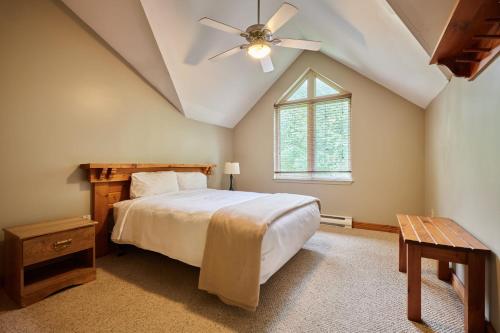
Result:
[455, 59, 481, 63]
[430, 0, 500, 79]
[430, 0, 489, 64]
[473, 34, 500, 40]
[485, 17, 500, 23]
[463, 47, 492, 52]
[470, 44, 500, 80]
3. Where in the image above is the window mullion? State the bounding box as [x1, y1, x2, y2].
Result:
[307, 103, 314, 172]
[307, 72, 315, 172]
[274, 107, 280, 172]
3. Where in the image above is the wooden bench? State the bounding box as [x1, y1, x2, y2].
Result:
[397, 214, 490, 333]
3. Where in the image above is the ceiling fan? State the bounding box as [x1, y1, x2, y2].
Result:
[198, 0, 321, 73]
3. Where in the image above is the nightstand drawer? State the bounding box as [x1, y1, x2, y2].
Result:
[23, 227, 94, 266]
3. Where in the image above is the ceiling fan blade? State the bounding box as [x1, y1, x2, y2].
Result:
[199, 17, 244, 35]
[277, 38, 321, 51]
[208, 45, 244, 61]
[260, 55, 274, 73]
[265, 2, 298, 33]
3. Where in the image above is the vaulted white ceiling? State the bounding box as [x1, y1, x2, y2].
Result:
[63, 0, 450, 128]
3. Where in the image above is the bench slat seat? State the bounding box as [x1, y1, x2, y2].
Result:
[397, 214, 489, 252]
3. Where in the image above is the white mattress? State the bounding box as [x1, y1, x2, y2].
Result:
[112, 189, 320, 284]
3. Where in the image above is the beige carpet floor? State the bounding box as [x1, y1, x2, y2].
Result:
[0, 225, 464, 333]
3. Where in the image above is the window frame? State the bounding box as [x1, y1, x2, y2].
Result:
[273, 69, 353, 184]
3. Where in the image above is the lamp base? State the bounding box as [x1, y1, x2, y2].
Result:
[229, 174, 234, 191]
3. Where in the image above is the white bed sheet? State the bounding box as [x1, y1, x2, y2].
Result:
[112, 189, 320, 284]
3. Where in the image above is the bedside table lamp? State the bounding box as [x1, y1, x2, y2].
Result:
[224, 162, 240, 191]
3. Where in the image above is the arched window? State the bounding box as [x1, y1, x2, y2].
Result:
[274, 69, 352, 182]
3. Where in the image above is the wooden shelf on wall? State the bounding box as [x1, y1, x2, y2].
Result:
[430, 0, 500, 80]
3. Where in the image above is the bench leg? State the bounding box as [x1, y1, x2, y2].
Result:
[437, 260, 451, 281]
[465, 253, 485, 333]
[407, 243, 421, 322]
[399, 231, 407, 273]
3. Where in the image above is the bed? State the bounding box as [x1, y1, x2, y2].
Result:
[112, 188, 320, 284]
[81, 163, 320, 310]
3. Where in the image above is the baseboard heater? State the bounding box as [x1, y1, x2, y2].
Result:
[320, 214, 352, 228]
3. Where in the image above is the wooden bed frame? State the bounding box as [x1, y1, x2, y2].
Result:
[80, 163, 215, 257]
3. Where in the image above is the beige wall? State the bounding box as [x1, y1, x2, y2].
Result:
[234, 51, 425, 225]
[0, 0, 232, 231]
[425, 59, 500, 329]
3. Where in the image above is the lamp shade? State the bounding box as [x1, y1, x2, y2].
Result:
[224, 162, 240, 175]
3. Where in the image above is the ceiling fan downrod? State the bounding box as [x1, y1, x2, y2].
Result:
[257, 0, 261, 24]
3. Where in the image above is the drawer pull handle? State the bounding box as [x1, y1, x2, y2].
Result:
[52, 239, 72, 251]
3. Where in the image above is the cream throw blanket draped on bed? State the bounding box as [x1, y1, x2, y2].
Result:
[198, 193, 320, 311]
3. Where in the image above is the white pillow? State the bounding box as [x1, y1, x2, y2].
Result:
[176, 172, 207, 191]
[130, 171, 179, 198]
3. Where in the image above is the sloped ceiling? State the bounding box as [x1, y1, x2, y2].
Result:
[63, 0, 450, 128]
[62, 0, 183, 112]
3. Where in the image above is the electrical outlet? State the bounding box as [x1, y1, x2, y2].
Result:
[82, 214, 91, 220]
[430, 209, 435, 218]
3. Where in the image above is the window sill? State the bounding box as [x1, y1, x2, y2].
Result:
[273, 178, 353, 185]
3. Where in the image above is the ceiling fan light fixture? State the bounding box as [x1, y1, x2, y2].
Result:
[247, 42, 271, 59]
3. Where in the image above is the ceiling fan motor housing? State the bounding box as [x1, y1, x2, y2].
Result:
[242, 24, 276, 45]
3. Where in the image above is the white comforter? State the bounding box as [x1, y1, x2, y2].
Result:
[112, 189, 320, 283]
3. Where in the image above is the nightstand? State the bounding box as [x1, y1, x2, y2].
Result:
[3, 217, 97, 306]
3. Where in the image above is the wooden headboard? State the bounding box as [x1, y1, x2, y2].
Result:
[80, 163, 215, 257]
